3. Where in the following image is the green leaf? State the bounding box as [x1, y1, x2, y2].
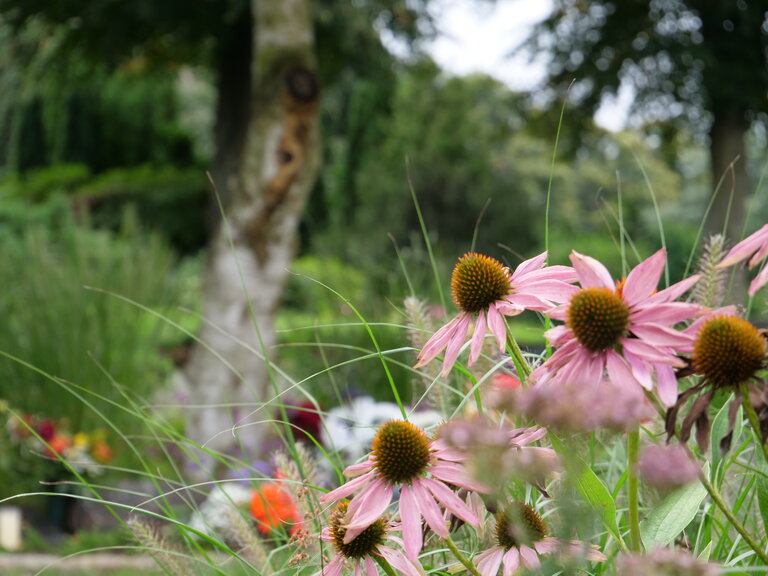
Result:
[709, 393, 734, 484]
[697, 541, 712, 561]
[640, 464, 709, 549]
[753, 431, 768, 535]
[550, 434, 623, 544]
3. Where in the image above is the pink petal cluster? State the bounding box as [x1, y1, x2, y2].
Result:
[532, 249, 702, 407]
[717, 223, 768, 296]
[505, 376, 655, 433]
[320, 423, 484, 561]
[415, 252, 576, 376]
[440, 418, 560, 486]
[637, 444, 700, 492]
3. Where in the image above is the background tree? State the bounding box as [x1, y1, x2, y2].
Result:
[0, 0, 433, 465]
[526, 1, 768, 242]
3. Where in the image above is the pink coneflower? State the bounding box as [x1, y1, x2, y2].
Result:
[320, 501, 423, 576]
[320, 420, 483, 561]
[475, 502, 605, 576]
[415, 252, 576, 376]
[717, 223, 768, 296]
[531, 249, 702, 407]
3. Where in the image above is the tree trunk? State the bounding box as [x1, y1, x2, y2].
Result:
[184, 0, 320, 475]
[706, 108, 750, 242]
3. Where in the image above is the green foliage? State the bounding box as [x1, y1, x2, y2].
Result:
[0, 215, 179, 461]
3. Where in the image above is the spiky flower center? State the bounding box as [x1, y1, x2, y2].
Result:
[495, 502, 548, 549]
[451, 253, 511, 314]
[693, 315, 765, 389]
[329, 501, 386, 558]
[567, 287, 630, 352]
[372, 420, 431, 484]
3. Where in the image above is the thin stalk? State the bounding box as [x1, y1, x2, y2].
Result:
[444, 536, 483, 576]
[373, 554, 399, 576]
[504, 319, 531, 381]
[694, 457, 768, 565]
[741, 382, 768, 461]
[627, 427, 642, 552]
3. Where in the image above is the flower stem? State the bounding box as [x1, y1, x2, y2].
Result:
[740, 383, 768, 461]
[504, 321, 531, 381]
[627, 427, 642, 553]
[694, 455, 768, 565]
[444, 535, 483, 576]
[373, 554, 399, 576]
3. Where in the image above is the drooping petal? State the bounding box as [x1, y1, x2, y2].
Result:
[468, 310, 487, 366]
[625, 350, 653, 391]
[631, 302, 703, 325]
[622, 249, 666, 306]
[320, 470, 375, 505]
[518, 545, 541, 569]
[570, 251, 615, 289]
[606, 351, 641, 388]
[501, 547, 521, 576]
[411, 477, 449, 537]
[749, 264, 768, 296]
[718, 224, 768, 268]
[476, 547, 505, 576]
[379, 546, 425, 576]
[655, 363, 678, 407]
[421, 477, 478, 524]
[621, 338, 680, 365]
[487, 303, 507, 352]
[398, 484, 423, 561]
[354, 559, 362, 576]
[441, 313, 472, 376]
[322, 554, 345, 576]
[343, 459, 375, 477]
[364, 555, 377, 576]
[344, 479, 393, 539]
[414, 314, 465, 368]
[629, 323, 692, 348]
[430, 461, 487, 492]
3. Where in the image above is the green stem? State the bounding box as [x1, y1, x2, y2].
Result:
[694, 454, 768, 565]
[504, 321, 531, 381]
[444, 536, 483, 576]
[741, 383, 768, 461]
[627, 427, 642, 552]
[373, 553, 399, 576]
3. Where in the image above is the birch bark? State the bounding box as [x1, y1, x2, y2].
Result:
[184, 0, 320, 473]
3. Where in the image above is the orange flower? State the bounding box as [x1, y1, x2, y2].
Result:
[46, 433, 71, 457]
[91, 439, 113, 464]
[250, 484, 302, 536]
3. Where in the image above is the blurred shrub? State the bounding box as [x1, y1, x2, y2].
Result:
[78, 165, 209, 254]
[0, 164, 91, 201]
[278, 256, 413, 406]
[0, 212, 179, 443]
[0, 164, 210, 254]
